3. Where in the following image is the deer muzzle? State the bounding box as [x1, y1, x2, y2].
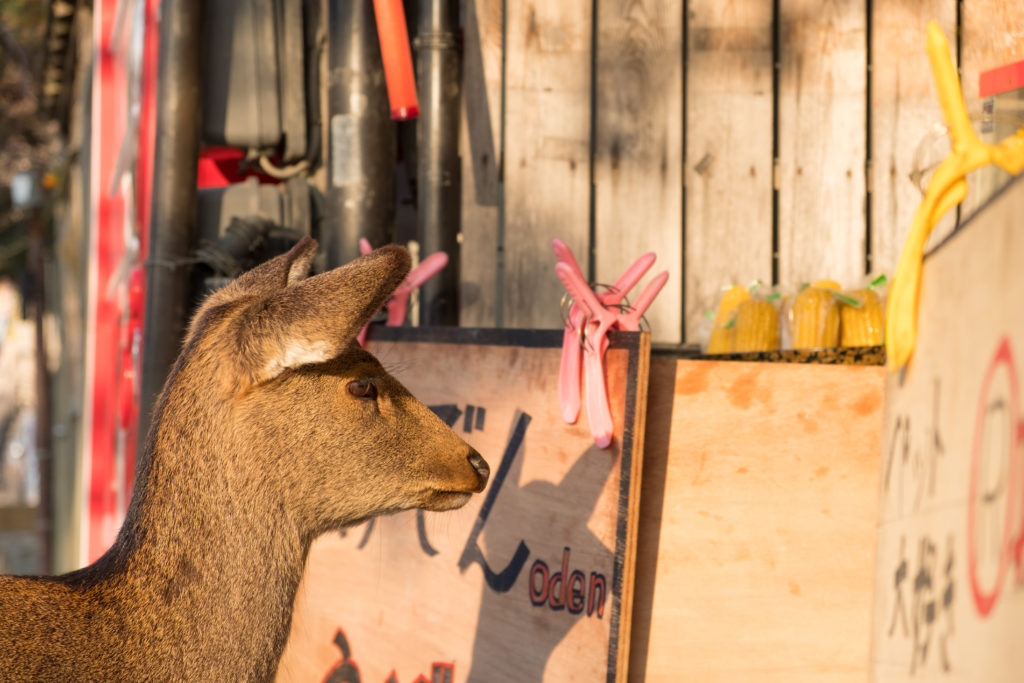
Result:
[468, 450, 489, 492]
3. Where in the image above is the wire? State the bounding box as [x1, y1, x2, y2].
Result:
[257, 155, 309, 180]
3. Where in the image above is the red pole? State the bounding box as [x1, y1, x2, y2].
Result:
[372, 0, 419, 120]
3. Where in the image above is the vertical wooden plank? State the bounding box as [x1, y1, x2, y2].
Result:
[594, 0, 684, 344]
[777, 1, 867, 289]
[682, 1, 774, 343]
[459, 0, 503, 327]
[961, 3, 1024, 110]
[503, 2, 593, 329]
[870, 2, 956, 278]
[961, 2, 1024, 217]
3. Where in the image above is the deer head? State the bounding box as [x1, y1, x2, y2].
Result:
[150, 236, 489, 538]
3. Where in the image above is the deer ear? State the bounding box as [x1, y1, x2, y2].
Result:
[229, 235, 319, 294]
[187, 237, 323, 349]
[243, 244, 411, 382]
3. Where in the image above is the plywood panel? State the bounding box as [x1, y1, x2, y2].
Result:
[593, 0, 683, 344]
[277, 329, 649, 682]
[502, 2, 592, 329]
[459, 0, 503, 327]
[869, 2, 957, 277]
[871, 177, 1024, 681]
[631, 358, 883, 682]
[777, 0, 868, 289]
[683, 0, 774, 343]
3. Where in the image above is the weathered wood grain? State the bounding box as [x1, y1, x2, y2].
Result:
[683, 0, 774, 342]
[869, 1, 956, 277]
[960, 2, 1024, 109]
[960, 1, 1024, 218]
[502, 2, 593, 329]
[777, 0, 868, 289]
[594, 0, 684, 344]
[459, 0, 503, 327]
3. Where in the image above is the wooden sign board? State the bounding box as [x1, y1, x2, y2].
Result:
[276, 328, 650, 683]
[871, 175, 1024, 681]
[632, 358, 884, 682]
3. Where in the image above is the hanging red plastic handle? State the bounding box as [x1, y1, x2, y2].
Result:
[373, 0, 419, 120]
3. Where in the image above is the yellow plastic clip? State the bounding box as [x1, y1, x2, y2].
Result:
[886, 21, 1024, 372]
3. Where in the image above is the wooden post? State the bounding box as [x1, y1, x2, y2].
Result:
[459, 0, 503, 327]
[502, 1, 593, 329]
[777, 0, 867, 288]
[593, 0, 684, 344]
[869, 1, 957, 277]
[683, 0, 774, 342]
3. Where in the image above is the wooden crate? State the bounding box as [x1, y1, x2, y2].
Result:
[631, 358, 884, 681]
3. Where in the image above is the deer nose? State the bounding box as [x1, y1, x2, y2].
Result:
[468, 450, 489, 491]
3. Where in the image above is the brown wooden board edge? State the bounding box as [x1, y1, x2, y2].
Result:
[925, 170, 1024, 260]
[365, 326, 651, 682]
[611, 331, 650, 683]
[366, 325, 646, 352]
[701, 345, 885, 366]
[651, 344, 886, 366]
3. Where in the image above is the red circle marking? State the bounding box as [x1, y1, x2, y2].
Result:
[967, 337, 1019, 617]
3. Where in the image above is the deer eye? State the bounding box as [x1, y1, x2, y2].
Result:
[347, 379, 378, 400]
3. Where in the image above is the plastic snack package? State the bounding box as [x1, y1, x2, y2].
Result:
[839, 274, 888, 347]
[790, 280, 842, 350]
[704, 281, 781, 354]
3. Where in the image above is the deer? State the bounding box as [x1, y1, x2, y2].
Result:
[0, 237, 489, 681]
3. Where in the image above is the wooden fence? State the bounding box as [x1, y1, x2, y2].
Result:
[456, 0, 1024, 344]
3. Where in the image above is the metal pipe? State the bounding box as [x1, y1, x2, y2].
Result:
[137, 0, 201, 455]
[414, 0, 461, 325]
[28, 210, 53, 574]
[324, 0, 395, 268]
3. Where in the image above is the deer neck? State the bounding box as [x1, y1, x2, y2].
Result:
[90, 385, 309, 679]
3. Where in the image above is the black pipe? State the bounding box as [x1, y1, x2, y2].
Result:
[137, 0, 201, 454]
[414, 0, 460, 325]
[302, 0, 323, 170]
[28, 210, 53, 573]
[323, 0, 395, 268]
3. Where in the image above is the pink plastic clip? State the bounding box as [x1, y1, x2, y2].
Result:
[552, 240, 589, 424]
[553, 240, 655, 425]
[552, 239, 668, 449]
[556, 262, 618, 448]
[356, 240, 449, 345]
[385, 251, 449, 326]
[617, 271, 669, 331]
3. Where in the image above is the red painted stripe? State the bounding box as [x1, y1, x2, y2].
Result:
[979, 59, 1024, 98]
[87, 0, 129, 562]
[86, 0, 165, 563]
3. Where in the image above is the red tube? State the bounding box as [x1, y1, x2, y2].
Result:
[373, 0, 419, 120]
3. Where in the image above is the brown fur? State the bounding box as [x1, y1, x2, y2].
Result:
[0, 237, 488, 681]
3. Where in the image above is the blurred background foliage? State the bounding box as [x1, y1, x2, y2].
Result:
[0, 0, 62, 278]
